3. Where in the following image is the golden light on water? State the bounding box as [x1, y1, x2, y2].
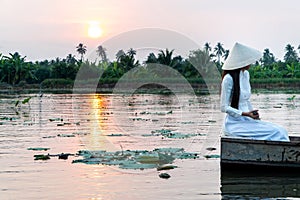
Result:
[88, 21, 103, 38]
[84, 94, 117, 151]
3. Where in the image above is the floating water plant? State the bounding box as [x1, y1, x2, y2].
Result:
[206, 147, 217, 151]
[287, 95, 296, 101]
[72, 132, 89, 136]
[72, 147, 199, 170]
[159, 173, 171, 179]
[22, 97, 32, 104]
[49, 118, 63, 122]
[0, 116, 18, 121]
[27, 147, 50, 151]
[139, 110, 173, 115]
[287, 95, 296, 107]
[57, 134, 75, 137]
[146, 129, 204, 139]
[203, 154, 220, 159]
[157, 165, 177, 171]
[208, 120, 217, 123]
[57, 153, 73, 160]
[34, 154, 50, 160]
[42, 136, 56, 139]
[106, 133, 128, 137]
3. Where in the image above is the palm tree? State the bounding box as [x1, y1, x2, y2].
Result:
[213, 42, 225, 67]
[116, 50, 125, 61]
[96, 45, 108, 62]
[157, 49, 174, 66]
[127, 48, 136, 59]
[145, 53, 157, 64]
[188, 49, 215, 74]
[284, 44, 298, 64]
[223, 50, 230, 61]
[261, 48, 276, 67]
[76, 43, 87, 61]
[204, 42, 212, 53]
[66, 54, 77, 65]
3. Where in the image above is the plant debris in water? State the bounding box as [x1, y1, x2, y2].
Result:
[139, 110, 173, 115]
[72, 147, 199, 170]
[203, 154, 220, 159]
[106, 133, 129, 137]
[27, 147, 50, 151]
[57, 134, 75, 137]
[159, 173, 171, 179]
[34, 154, 50, 160]
[33, 153, 74, 160]
[142, 129, 204, 139]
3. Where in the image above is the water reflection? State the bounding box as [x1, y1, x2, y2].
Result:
[221, 170, 300, 199]
[0, 93, 299, 199]
[81, 94, 117, 151]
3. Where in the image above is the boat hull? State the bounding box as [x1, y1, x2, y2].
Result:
[221, 136, 300, 171]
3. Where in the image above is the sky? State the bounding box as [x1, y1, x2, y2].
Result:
[1, 0, 300, 61]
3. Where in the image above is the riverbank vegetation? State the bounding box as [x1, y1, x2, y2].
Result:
[0, 43, 299, 92]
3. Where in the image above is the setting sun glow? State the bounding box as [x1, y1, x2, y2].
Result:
[88, 21, 103, 38]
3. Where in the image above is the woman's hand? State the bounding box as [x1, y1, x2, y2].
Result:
[242, 110, 260, 120]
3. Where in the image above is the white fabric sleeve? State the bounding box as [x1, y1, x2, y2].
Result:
[220, 75, 243, 117]
[244, 71, 254, 111]
[247, 100, 253, 111]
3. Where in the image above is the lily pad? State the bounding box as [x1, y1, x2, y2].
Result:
[159, 173, 171, 179]
[73, 147, 198, 170]
[177, 152, 199, 159]
[148, 129, 203, 139]
[106, 133, 127, 137]
[42, 136, 56, 139]
[206, 147, 217, 151]
[49, 118, 62, 122]
[203, 154, 220, 159]
[72, 132, 89, 136]
[34, 154, 50, 160]
[120, 162, 157, 170]
[157, 165, 177, 171]
[136, 153, 160, 163]
[57, 134, 75, 137]
[0, 116, 18, 121]
[27, 147, 50, 151]
[58, 153, 71, 160]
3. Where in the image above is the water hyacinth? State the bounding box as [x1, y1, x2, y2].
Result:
[72, 147, 199, 170]
[144, 129, 205, 139]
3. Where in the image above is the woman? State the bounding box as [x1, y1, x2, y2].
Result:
[220, 42, 289, 141]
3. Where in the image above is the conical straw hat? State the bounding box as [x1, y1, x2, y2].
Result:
[222, 42, 262, 70]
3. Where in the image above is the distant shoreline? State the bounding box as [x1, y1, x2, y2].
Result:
[0, 81, 299, 94]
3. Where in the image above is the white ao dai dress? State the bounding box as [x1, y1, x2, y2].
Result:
[220, 70, 289, 141]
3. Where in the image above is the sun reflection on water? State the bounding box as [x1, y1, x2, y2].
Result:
[81, 94, 117, 151]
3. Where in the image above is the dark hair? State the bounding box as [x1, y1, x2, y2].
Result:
[221, 69, 241, 109]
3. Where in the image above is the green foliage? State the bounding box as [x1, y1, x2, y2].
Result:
[1, 43, 300, 89]
[41, 78, 74, 88]
[22, 97, 31, 104]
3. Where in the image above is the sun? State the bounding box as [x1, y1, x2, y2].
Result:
[88, 21, 103, 38]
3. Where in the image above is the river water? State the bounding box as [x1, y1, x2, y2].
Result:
[0, 92, 299, 200]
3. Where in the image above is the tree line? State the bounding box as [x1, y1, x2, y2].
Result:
[0, 42, 299, 88]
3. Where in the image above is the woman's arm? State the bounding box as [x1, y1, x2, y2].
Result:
[220, 75, 242, 117]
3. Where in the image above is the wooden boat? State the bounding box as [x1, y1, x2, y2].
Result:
[221, 136, 300, 171]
